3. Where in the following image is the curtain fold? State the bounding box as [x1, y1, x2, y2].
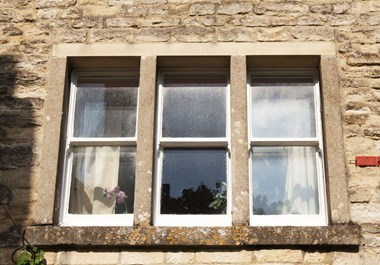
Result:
[70, 100, 121, 214]
[282, 147, 318, 214]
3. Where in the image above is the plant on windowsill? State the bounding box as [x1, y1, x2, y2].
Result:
[103, 186, 128, 213]
[0, 185, 47, 265]
[208, 181, 227, 214]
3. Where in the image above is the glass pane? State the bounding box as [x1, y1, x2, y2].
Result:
[162, 74, 227, 138]
[252, 146, 319, 215]
[161, 149, 227, 214]
[251, 75, 316, 138]
[69, 146, 135, 214]
[74, 76, 139, 137]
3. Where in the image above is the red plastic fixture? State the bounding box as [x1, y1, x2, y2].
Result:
[355, 156, 380, 167]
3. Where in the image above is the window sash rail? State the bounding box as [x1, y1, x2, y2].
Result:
[68, 137, 137, 146]
[160, 138, 229, 148]
[250, 138, 320, 147]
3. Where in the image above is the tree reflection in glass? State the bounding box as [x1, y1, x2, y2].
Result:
[160, 149, 227, 215]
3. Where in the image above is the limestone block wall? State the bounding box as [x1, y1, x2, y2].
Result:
[0, 0, 380, 264]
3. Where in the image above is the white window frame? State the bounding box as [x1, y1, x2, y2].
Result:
[153, 69, 232, 227]
[59, 69, 139, 226]
[247, 69, 328, 226]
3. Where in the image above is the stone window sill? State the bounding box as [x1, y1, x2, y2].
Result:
[24, 224, 360, 246]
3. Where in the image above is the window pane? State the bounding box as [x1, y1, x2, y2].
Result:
[74, 77, 138, 137]
[251, 75, 316, 138]
[69, 146, 136, 215]
[252, 146, 319, 215]
[162, 74, 227, 138]
[161, 149, 227, 214]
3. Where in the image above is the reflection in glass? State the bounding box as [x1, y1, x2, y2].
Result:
[162, 74, 227, 138]
[252, 147, 319, 215]
[74, 77, 139, 137]
[251, 76, 316, 138]
[69, 147, 136, 214]
[161, 149, 227, 214]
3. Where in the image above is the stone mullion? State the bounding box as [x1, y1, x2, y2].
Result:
[230, 56, 250, 225]
[134, 56, 157, 226]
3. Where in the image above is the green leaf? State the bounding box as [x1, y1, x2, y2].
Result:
[35, 249, 45, 264]
[16, 251, 32, 265]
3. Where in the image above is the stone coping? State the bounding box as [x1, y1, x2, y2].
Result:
[24, 225, 360, 246]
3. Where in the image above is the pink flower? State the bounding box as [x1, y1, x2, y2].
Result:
[103, 186, 127, 204]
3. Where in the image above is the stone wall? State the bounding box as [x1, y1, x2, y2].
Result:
[1, 0, 380, 264]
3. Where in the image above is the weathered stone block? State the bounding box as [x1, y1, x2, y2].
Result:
[106, 17, 137, 27]
[36, 0, 77, 9]
[136, 28, 170, 42]
[121, 251, 164, 264]
[0, 96, 44, 110]
[304, 251, 328, 263]
[59, 29, 87, 43]
[330, 15, 357, 26]
[365, 29, 380, 43]
[257, 28, 291, 42]
[198, 16, 227, 27]
[56, 251, 120, 264]
[341, 78, 369, 89]
[310, 4, 332, 14]
[165, 252, 195, 264]
[344, 111, 369, 125]
[0, 111, 43, 127]
[83, 5, 119, 17]
[218, 2, 252, 15]
[256, 2, 309, 15]
[296, 15, 325, 26]
[332, 252, 363, 265]
[195, 250, 251, 263]
[108, 0, 134, 6]
[72, 17, 102, 29]
[333, 2, 350, 14]
[218, 27, 256, 42]
[174, 26, 214, 42]
[140, 0, 167, 4]
[139, 16, 181, 27]
[0, 167, 34, 189]
[369, 1, 380, 12]
[362, 224, 380, 234]
[0, 9, 14, 22]
[91, 29, 134, 42]
[364, 128, 380, 139]
[254, 249, 303, 263]
[12, 10, 36, 22]
[347, 54, 380, 66]
[350, 188, 371, 203]
[3, 26, 22, 36]
[36, 9, 59, 20]
[360, 14, 380, 26]
[351, 2, 370, 14]
[60, 8, 82, 19]
[241, 15, 271, 27]
[271, 16, 296, 26]
[0, 142, 34, 169]
[189, 3, 216, 16]
[351, 203, 380, 224]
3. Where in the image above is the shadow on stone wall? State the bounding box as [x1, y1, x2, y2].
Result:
[0, 54, 42, 250]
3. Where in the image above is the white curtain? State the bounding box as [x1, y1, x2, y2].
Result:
[282, 147, 318, 214]
[70, 101, 121, 214]
[282, 99, 318, 215]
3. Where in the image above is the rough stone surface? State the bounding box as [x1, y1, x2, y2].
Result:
[1, 0, 380, 264]
[23, 225, 361, 246]
[254, 249, 303, 263]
